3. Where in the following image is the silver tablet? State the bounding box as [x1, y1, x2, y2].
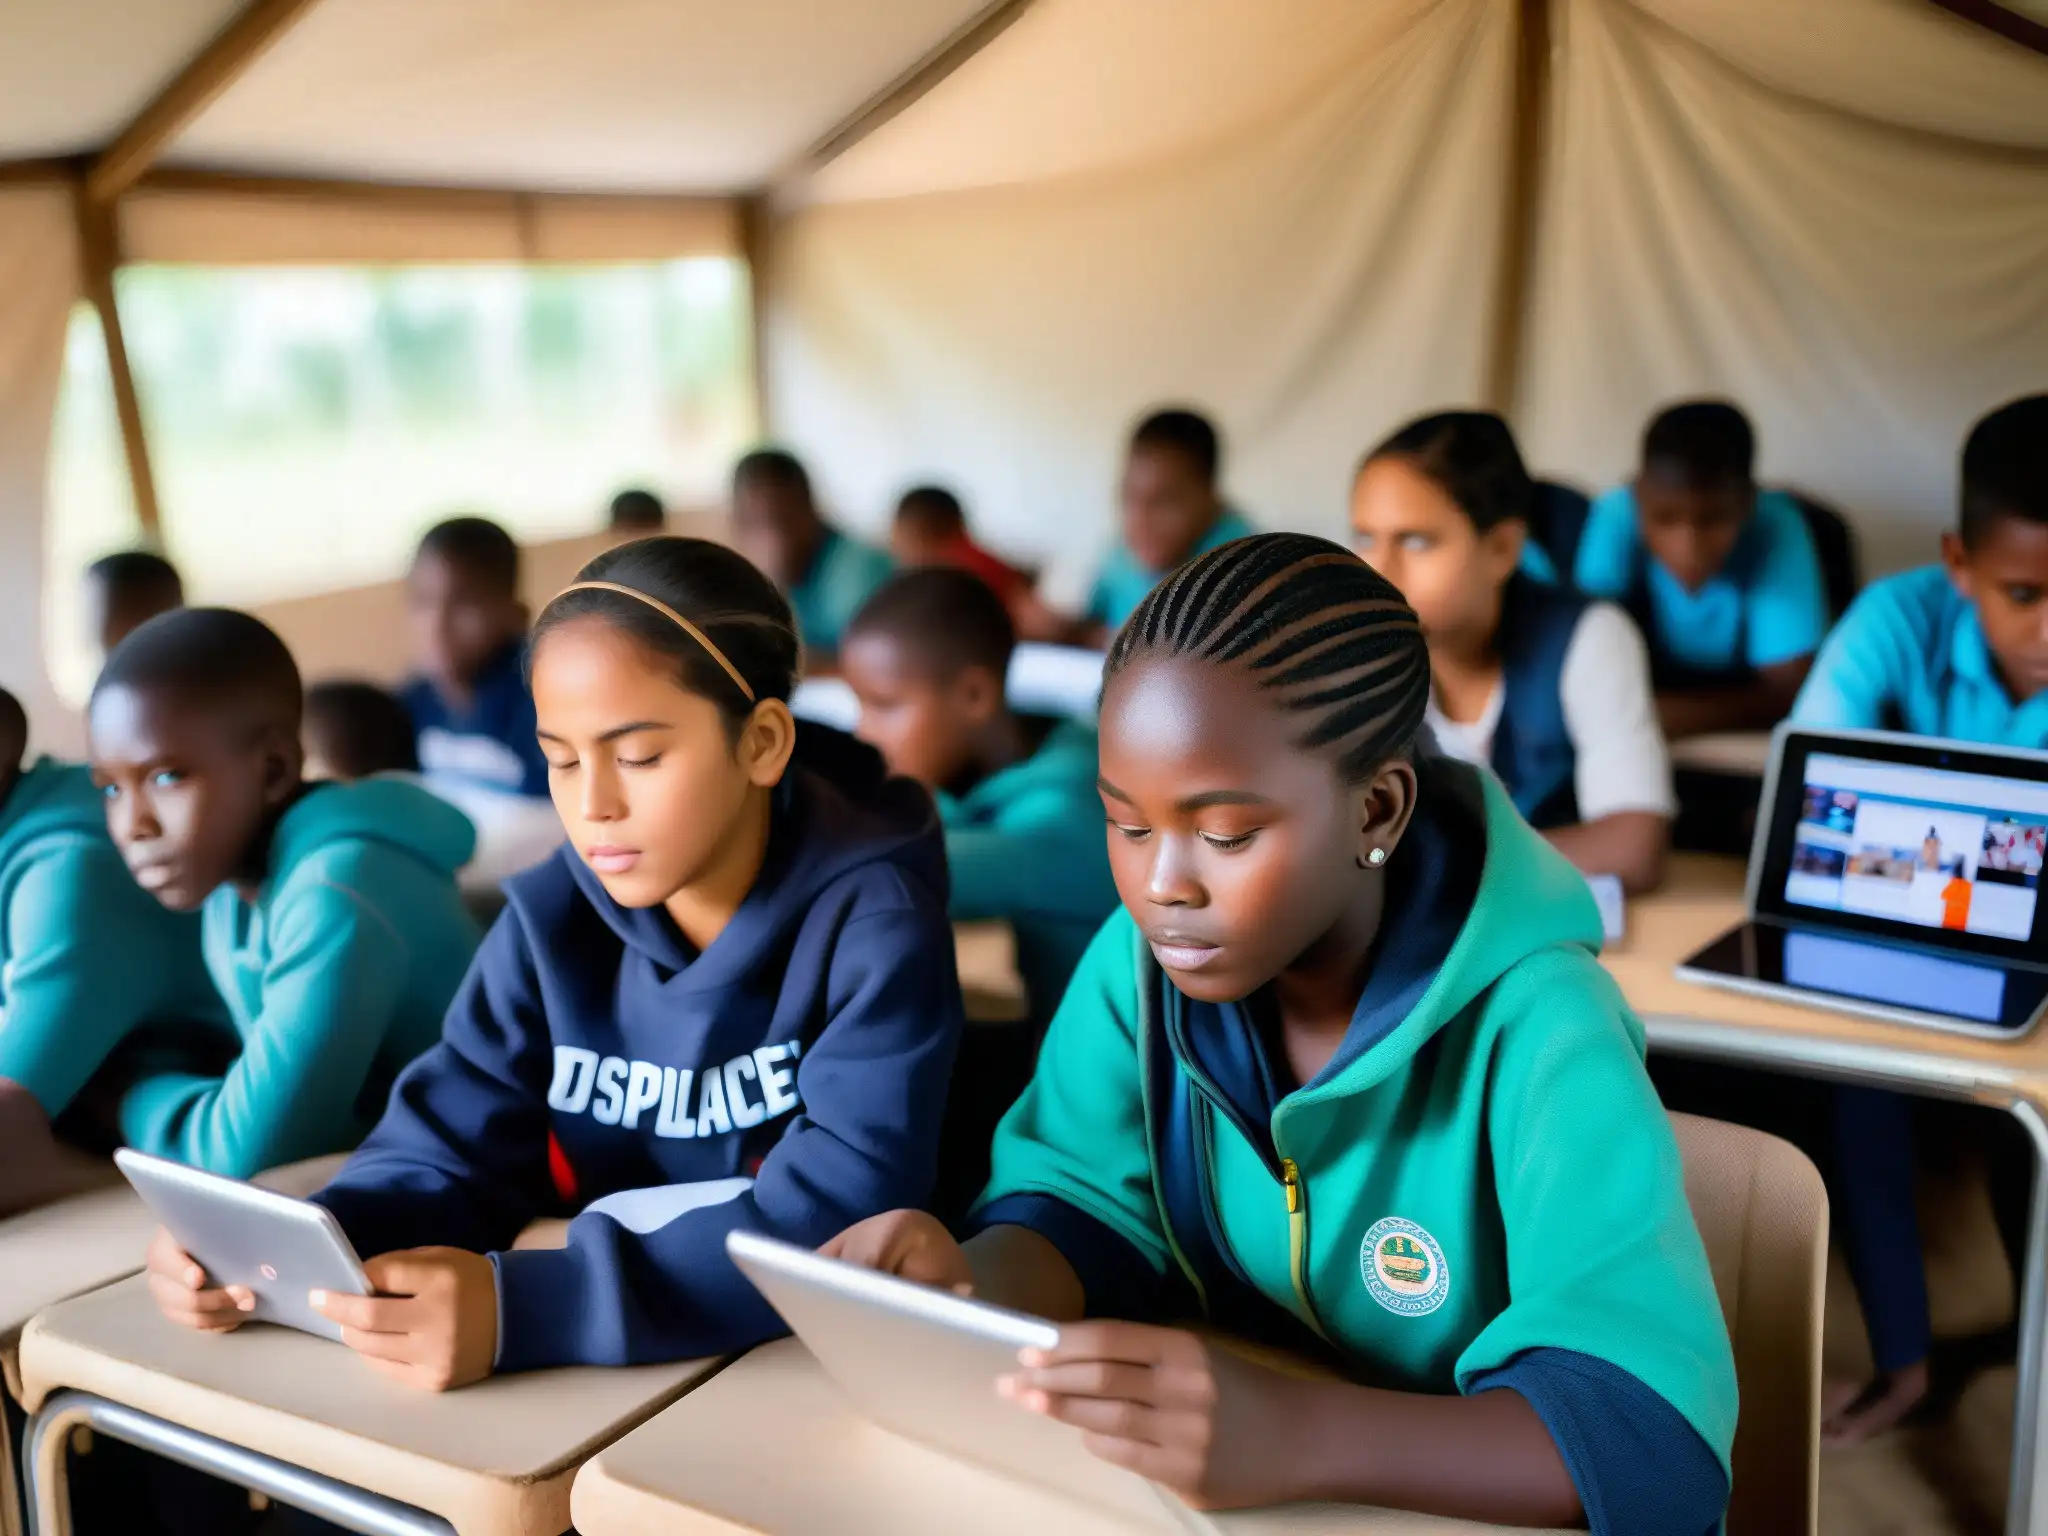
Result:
[114, 1149, 371, 1341]
[727, 1229, 1185, 1525]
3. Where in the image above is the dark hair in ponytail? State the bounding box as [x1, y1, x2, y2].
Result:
[531, 537, 800, 737]
[1104, 532, 1431, 784]
[1362, 410, 1534, 535]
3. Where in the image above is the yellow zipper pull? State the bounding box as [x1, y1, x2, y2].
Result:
[1281, 1157, 1302, 1213]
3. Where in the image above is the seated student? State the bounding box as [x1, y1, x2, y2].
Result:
[1044, 408, 1254, 648]
[0, 687, 222, 1216]
[90, 609, 481, 1178]
[608, 486, 667, 535]
[1351, 411, 1672, 892]
[826, 534, 1736, 1532]
[730, 448, 893, 668]
[841, 568, 1117, 1028]
[1796, 393, 2048, 739]
[400, 516, 550, 798]
[1575, 400, 1830, 740]
[143, 539, 966, 1384]
[305, 680, 420, 782]
[1789, 393, 2048, 1445]
[889, 486, 1030, 607]
[308, 677, 563, 896]
[85, 550, 184, 660]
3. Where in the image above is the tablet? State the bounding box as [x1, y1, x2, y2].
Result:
[114, 1149, 371, 1341]
[727, 1230, 1184, 1525]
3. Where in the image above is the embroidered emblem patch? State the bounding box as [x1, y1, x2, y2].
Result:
[1361, 1216, 1451, 1317]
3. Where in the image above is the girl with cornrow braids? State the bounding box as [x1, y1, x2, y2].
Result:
[828, 533, 1736, 1533]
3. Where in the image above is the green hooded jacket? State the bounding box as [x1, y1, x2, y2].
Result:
[0, 759, 223, 1114]
[937, 721, 1118, 1027]
[978, 765, 1737, 1502]
[120, 778, 482, 1176]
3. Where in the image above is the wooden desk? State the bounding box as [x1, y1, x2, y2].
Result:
[0, 1155, 342, 1536]
[1669, 732, 1772, 778]
[1610, 856, 2048, 1536]
[955, 920, 1029, 1025]
[570, 1337, 1551, 1536]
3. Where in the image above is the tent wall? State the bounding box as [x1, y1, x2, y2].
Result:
[1518, 0, 2048, 578]
[767, 0, 2048, 587]
[765, 0, 1516, 603]
[0, 183, 82, 758]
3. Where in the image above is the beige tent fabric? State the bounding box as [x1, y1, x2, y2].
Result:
[162, 0, 997, 194]
[119, 186, 739, 266]
[0, 0, 240, 159]
[0, 184, 85, 758]
[1517, 0, 2048, 578]
[767, 0, 1515, 595]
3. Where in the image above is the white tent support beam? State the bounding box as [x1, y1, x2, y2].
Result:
[71, 185, 163, 539]
[87, 0, 326, 205]
[1485, 0, 1554, 418]
[779, 0, 1039, 187]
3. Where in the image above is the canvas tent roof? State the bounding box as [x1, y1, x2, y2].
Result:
[1, 0, 2046, 744]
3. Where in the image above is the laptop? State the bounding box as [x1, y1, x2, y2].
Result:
[1678, 726, 2048, 1040]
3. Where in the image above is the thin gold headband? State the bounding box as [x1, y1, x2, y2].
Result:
[551, 581, 756, 703]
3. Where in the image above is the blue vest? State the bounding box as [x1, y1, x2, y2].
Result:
[1491, 574, 1587, 831]
[1621, 545, 1755, 692]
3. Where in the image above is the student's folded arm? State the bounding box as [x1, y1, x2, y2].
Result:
[118, 876, 410, 1181]
[964, 912, 1170, 1321]
[488, 896, 964, 1370]
[1455, 952, 1738, 1535]
[0, 841, 176, 1117]
[311, 912, 552, 1259]
[1554, 604, 1671, 893]
[1657, 654, 1813, 740]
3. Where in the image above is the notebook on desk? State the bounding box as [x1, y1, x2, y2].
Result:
[1678, 726, 2048, 1039]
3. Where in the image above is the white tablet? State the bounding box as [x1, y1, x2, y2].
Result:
[114, 1149, 372, 1341]
[727, 1230, 1187, 1525]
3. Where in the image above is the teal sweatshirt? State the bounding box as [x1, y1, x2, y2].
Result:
[938, 721, 1118, 1028]
[119, 779, 483, 1178]
[0, 760, 223, 1115]
[976, 764, 1736, 1530]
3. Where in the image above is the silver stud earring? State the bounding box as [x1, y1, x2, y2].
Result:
[1362, 847, 1388, 868]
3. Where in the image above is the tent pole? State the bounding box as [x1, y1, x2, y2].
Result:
[87, 0, 327, 205]
[1485, 0, 1553, 419]
[72, 191, 163, 542]
[780, 0, 1038, 184]
[739, 194, 773, 437]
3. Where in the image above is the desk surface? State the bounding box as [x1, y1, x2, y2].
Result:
[21, 1274, 717, 1536]
[1611, 854, 2048, 1098]
[571, 1337, 1551, 1536]
[956, 920, 1029, 1024]
[1668, 731, 1772, 777]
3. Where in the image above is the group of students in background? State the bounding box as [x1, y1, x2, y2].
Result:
[0, 386, 2041, 1531]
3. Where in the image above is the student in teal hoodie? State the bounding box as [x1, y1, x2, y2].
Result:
[841, 568, 1117, 1030]
[88, 609, 481, 1178]
[828, 535, 1736, 1531]
[0, 687, 223, 1214]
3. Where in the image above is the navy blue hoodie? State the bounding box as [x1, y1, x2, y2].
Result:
[313, 731, 964, 1370]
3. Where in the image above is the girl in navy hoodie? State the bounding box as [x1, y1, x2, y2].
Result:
[146, 537, 966, 1388]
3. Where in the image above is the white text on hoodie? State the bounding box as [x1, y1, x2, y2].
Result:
[545, 1041, 803, 1139]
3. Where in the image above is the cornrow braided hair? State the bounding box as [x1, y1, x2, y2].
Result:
[1103, 532, 1432, 783]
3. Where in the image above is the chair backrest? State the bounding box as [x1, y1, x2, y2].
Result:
[1787, 491, 1863, 621]
[1670, 1111, 1827, 1536]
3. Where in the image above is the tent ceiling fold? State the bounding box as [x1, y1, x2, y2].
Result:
[162, 0, 1000, 193]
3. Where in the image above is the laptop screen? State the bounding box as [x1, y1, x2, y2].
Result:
[1757, 731, 2048, 963]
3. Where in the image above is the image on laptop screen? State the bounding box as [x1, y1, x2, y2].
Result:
[1784, 752, 2047, 942]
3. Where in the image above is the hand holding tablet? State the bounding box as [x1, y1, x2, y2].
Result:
[118, 1148, 372, 1342]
